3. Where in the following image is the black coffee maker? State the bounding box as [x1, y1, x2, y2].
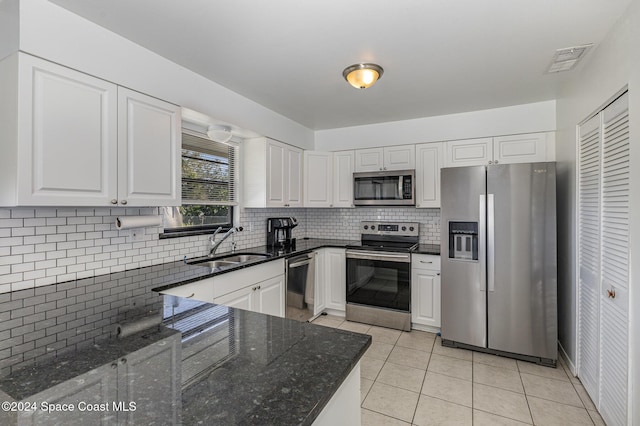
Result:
[266, 217, 298, 249]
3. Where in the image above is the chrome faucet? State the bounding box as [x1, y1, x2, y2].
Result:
[209, 227, 241, 256]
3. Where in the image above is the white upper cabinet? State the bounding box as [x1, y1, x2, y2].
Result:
[13, 54, 119, 206]
[286, 144, 303, 207]
[445, 133, 555, 167]
[333, 151, 355, 208]
[355, 145, 415, 172]
[117, 87, 181, 207]
[304, 151, 333, 207]
[415, 143, 443, 208]
[493, 133, 550, 164]
[244, 137, 303, 208]
[445, 138, 493, 167]
[0, 53, 181, 207]
[354, 147, 383, 172]
[384, 144, 416, 170]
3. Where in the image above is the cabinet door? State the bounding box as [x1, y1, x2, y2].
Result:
[333, 151, 355, 208]
[411, 269, 441, 328]
[355, 148, 384, 172]
[256, 275, 285, 317]
[214, 285, 254, 311]
[159, 277, 214, 303]
[415, 143, 443, 208]
[445, 138, 493, 167]
[20, 362, 117, 424]
[266, 139, 286, 207]
[117, 88, 181, 207]
[17, 54, 118, 206]
[493, 133, 547, 164]
[384, 144, 415, 170]
[118, 333, 181, 426]
[325, 249, 346, 311]
[314, 250, 326, 316]
[286, 145, 303, 207]
[304, 151, 333, 207]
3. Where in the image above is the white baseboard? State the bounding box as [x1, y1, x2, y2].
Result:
[558, 340, 577, 376]
[411, 323, 441, 334]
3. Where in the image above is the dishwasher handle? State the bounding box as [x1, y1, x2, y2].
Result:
[286, 253, 315, 269]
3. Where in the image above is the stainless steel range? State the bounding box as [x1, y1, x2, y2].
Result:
[345, 221, 419, 331]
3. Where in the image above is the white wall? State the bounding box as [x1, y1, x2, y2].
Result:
[314, 100, 556, 150]
[556, 0, 639, 421]
[0, 0, 19, 61]
[16, 0, 314, 150]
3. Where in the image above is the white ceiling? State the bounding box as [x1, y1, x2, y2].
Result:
[52, 0, 630, 130]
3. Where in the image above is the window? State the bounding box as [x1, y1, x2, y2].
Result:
[163, 131, 238, 236]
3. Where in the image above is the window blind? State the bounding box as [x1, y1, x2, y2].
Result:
[181, 131, 238, 206]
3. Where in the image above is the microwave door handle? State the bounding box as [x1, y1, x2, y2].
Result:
[398, 176, 402, 199]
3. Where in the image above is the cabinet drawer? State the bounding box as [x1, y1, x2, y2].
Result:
[160, 277, 214, 302]
[411, 254, 440, 271]
[213, 259, 284, 298]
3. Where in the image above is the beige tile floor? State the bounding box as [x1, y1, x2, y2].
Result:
[312, 314, 605, 426]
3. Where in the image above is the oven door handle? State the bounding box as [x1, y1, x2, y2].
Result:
[345, 250, 411, 263]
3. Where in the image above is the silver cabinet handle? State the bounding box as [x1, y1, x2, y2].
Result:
[111, 199, 118, 204]
[185, 293, 195, 298]
[487, 193, 495, 292]
[420, 261, 433, 264]
[488, 161, 493, 165]
[494, 160, 499, 164]
[120, 200, 127, 205]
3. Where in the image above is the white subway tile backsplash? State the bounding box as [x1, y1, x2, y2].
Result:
[0, 206, 441, 293]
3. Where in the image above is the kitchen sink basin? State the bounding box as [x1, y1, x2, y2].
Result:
[195, 260, 238, 269]
[215, 253, 271, 263]
[186, 253, 271, 270]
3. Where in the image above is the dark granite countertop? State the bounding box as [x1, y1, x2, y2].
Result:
[0, 238, 370, 425]
[152, 238, 357, 293]
[167, 298, 371, 425]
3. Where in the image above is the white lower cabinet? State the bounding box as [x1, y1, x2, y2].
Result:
[161, 259, 286, 317]
[411, 254, 441, 331]
[324, 248, 346, 313]
[314, 250, 327, 316]
[215, 274, 285, 317]
[159, 277, 215, 303]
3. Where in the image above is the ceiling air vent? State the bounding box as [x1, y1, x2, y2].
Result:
[546, 44, 593, 73]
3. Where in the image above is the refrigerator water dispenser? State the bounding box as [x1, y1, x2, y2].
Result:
[448, 222, 478, 261]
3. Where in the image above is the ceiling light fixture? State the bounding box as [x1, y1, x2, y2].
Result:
[207, 124, 233, 143]
[342, 63, 384, 89]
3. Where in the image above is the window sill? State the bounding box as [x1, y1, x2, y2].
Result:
[160, 227, 232, 239]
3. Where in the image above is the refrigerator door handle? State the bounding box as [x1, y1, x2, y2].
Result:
[479, 194, 486, 292]
[487, 193, 495, 292]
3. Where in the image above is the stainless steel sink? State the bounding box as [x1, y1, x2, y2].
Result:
[186, 252, 271, 270]
[195, 260, 238, 269]
[216, 254, 271, 263]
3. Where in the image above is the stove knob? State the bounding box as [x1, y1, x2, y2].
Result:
[409, 226, 415, 231]
[371, 225, 376, 231]
[402, 226, 407, 231]
[364, 225, 368, 230]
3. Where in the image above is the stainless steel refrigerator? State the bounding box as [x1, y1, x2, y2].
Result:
[440, 162, 557, 366]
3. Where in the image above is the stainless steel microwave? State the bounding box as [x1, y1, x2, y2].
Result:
[353, 170, 415, 206]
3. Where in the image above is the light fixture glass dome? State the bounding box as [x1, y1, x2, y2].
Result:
[207, 124, 233, 143]
[342, 63, 384, 89]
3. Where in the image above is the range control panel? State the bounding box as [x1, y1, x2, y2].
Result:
[361, 221, 419, 237]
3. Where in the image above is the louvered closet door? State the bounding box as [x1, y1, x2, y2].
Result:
[578, 114, 601, 403]
[599, 93, 629, 426]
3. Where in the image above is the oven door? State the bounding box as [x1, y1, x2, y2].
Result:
[345, 250, 411, 312]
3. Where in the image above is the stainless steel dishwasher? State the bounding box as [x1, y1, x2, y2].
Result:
[285, 252, 315, 322]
